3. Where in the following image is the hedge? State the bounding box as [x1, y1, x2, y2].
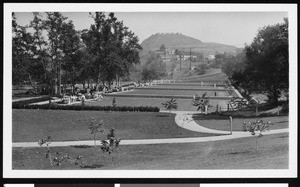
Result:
[12, 103, 160, 112]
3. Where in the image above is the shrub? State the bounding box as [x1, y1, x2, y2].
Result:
[162, 97, 178, 115]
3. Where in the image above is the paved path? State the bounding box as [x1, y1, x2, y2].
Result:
[13, 110, 288, 148]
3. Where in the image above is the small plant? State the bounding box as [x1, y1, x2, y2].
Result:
[112, 97, 116, 107]
[161, 97, 178, 115]
[242, 118, 275, 151]
[38, 136, 84, 167]
[230, 97, 249, 110]
[88, 118, 105, 146]
[192, 92, 210, 113]
[100, 128, 121, 165]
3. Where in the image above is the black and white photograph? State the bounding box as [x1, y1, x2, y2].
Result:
[3, 3, 297, 178]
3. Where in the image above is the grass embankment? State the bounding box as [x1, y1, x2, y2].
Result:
[13, 109, 217, 142]
[193, 114, 289, 131]
[12, 132, 288, 169]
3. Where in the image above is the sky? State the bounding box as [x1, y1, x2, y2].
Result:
[14, 11, 287, 47]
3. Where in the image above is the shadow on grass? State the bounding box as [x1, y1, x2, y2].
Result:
[228, 150, 252, 155]
[71, 145, 92, 149]
[155, 114, 170, 117]
[80, 164, 104, 169]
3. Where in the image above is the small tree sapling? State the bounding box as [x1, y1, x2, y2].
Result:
[242, 118, 275, 151]
[88, 118, 105, 146]
[100, 128, 121, 165]
[38, 136, 84, 167]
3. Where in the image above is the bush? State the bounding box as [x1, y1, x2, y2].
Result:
[12, 103, 160, 112]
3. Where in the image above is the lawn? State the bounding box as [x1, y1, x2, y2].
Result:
[193, 114, 289, 131]
[121, 89, 220, 96]
[82, 97, 229, 112]
[12, 109, 218, 142]
[151, 84, 226, 90]
[12, 132, 288, 169]
[117, 89, 230, 97]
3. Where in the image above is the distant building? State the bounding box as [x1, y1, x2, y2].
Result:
[208, 54, 215, 60]
[176, 55, 197, 61]
[161, 55, 172, 63]
[165, 48, 175, 55]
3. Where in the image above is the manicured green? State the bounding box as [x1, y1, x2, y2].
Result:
[193, 114, 289, 131]
[12, 133, 288, 169]
[82, 97, 228, 112]
[120, 89, 228, 97]
[13, 109, 218, 142]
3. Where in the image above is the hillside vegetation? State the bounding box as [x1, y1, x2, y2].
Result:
[140, 33, 239, 55]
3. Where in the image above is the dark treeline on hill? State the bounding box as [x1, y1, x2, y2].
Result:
[140, 32, 239, 55]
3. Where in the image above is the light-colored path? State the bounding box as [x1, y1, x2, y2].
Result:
[12, 128, 288, 148]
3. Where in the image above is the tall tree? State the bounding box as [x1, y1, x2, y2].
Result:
[12, 13, 38, 87]
[231, 18, 288, 105]
[82, 12, 142, 89]
[60, 20, 83, 93]
[44, 12, 68, 95]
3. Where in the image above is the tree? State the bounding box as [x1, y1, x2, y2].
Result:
[221, 52, 246, 77]
[82, 12, 142, 89]
[12, 13, 40, 88]
[60, 20, 84, 93]
[29, 12, 54, 96]
[231, 18, 288, 105]
[44, 12, 68, 95]
[242, 118, 275, 151]
[141, 67, 159, 82]
[159, 44, 166, 51]
[194, 63, 207, 75]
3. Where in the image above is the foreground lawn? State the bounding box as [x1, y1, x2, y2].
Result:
[12, 133, 288, 169]
[13, 109, 217, 142]
[83, 97, 228, 112]
[193, 114, 289, 131]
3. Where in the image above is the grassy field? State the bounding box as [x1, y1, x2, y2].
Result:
[12, 132, 288, 169]
[193, 114, 289, 131]
[12, 109, 219, 142]
[82, 97, 229, 112]
[152, 85, 226, 89]
[121, 89, 228, 97]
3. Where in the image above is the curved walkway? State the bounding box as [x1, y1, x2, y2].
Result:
[13, 110, 288, 148]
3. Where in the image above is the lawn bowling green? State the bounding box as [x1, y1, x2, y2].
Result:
[83, 82, 239, 112]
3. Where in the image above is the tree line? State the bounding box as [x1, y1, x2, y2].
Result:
[221, 18, 288, 106]
[12, 12, 142, 96]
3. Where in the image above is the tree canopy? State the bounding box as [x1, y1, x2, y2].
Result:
[12, 12, 142, 95]
[230, 18, 288, 105]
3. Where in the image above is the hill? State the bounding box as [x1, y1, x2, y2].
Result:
[140, 33, 239, 55]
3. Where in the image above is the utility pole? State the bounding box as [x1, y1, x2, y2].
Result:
[190, 48, 192, 70]
[179, 55, 182, 71]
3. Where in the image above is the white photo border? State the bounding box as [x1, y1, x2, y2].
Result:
[3, 3, 298, 178]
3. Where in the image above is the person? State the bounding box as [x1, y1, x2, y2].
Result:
[193, 94, 197, 100]
[81, 94, 86, 106]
